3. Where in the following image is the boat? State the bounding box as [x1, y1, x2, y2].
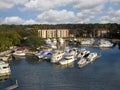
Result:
[34, 49, 52, 59]
[12, 50, 26, 57]
[77, 58, 89, 68]
[77, 49, 90, 58]
[81, 39, 95, 45]
[94, 39, 113, 48]
[78, 52, 100, 68]
[51, 50, 65, 63]
[86, 52, 100, 62]
[0, 61, 11, 76]
[12, 47, 28, 57]
[45, 38, 52, 45]
[0, 56, 11, 62]
[59, 54, 75, 65]
[58, 38, 64, 44]
[52, 38, 57, 45]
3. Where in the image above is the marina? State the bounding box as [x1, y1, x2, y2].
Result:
[0, 42, 120, 90]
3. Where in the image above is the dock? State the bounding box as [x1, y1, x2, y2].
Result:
[3, 80, 18, 90]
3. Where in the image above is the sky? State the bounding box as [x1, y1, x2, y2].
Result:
[0, 0, 120, 25]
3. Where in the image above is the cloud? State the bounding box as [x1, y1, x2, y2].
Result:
[110, 0, 120, 5]
[99, 8, 120, 24]
[2, 16, 24, 24]
[73, 0, 107, 13]
[0, 0, 28, 10]
[21, 0, 73, 11]
[37, 9, 76, 24]
[23, 19, 38, 25]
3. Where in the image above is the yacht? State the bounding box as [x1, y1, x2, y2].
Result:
[95, 39, 113, 48]
[86, 52, 99, 62]
[51, 50, 64, 63]
[77, 49, 90, 58]
[59, 54, 75, 65]
[34, 49, 52, 59]
[45, 38, 52, 45]
[52, 38, 57, 45]
[77, 58, 89, 68]
[0, 61, 11, 76]
[12, 50, 26, 56]
[12, 47, 28, 56]
[81, 39, 95, 45]
[0, 56, 10, 62]
[78, 52, 100, 68]
[58, 38, 64, 44]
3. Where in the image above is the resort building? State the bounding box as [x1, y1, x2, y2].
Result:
[97, 29, 110, 37]
[38, 29, 69, 38]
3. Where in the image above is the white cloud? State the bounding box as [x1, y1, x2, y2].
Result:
[37, 9, 76, 24]
[23, 19, 38, 25]
[73, 0, 107, 12]
[0, 0, 28, 10]
[21, 0, 73, 11]
[110, 0, 120, 5]
[2, 16, 24, 24]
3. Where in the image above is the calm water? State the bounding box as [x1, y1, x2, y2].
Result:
[0, 44, 120, 90]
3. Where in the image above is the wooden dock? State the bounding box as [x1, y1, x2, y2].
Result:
[3, 80, 18, 90]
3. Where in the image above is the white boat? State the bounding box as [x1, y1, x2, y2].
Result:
[12, 50, 26, 56]
[58, 38, 64, 44]
[35, 48, 52, 59]
[0, 61, 11, 76]
[95, 39, 113, 48]
[43, 52, 53, 61]
[77, 49, 90, 58]
[81, 39, 95, 45]
[52, 38, 57, 45]
[86, 52, 99, 62]
[45, 38, 52, 45]
[64, 47, 78, 57]
[77, 58, 89, 68]
[78, 52, 100, 68]
[12, 47, 28, 56]
[59, 54, 75, 65]
[51, 50, 64, 63]
[0, 56, 10, 62]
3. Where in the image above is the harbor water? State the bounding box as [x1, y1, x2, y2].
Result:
[0, 44, 120, 90]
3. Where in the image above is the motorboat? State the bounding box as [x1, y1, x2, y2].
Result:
[12, 50, 25, 56]
[0, 61, 11, 76]
[59, 54, 75, 65]
[95, 39, 113, 48]
[34, 48, 52, 59]
[86, 52, 99, 62]
[78, 52, 100, 68]
[52, 38, 57, 45]
[58, 38, 64, 44]
[77, 58, 89, 68]
[51, 50, 65, 63]
[77, 49, 90, 58]
[12, 47, 28, 56]
[81, 39, 95, 45]
[45, 38, 52, 45]
[0, 56, 10, 62]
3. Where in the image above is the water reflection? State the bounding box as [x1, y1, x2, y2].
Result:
[0, 75, 10, 82]
[52, 62, 74, 69]
[118, 43, 120, 50]
[26, 55, 42, 65]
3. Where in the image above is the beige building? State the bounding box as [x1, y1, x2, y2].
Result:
[38, 29, 69, 38]
[97, 29, 110, 37]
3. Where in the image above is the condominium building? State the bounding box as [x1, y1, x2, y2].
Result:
[97, 29, 110, 37]
[38, 29, 69, 38]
